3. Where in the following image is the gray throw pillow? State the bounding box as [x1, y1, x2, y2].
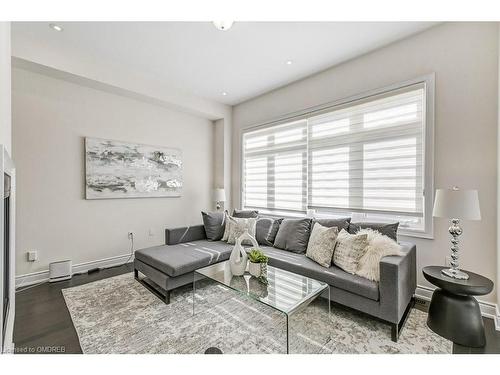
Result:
[273, 218, 312, 254]
[201, 211, 225, 241]
[306, 223, 339, 268]
[256, 217, 283, 246]
[348, 222, 399, 241]
[314, 217, 351, 232]
[232, 209, 259, 218]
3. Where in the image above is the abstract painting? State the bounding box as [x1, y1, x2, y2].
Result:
[85, 137, 182, 199]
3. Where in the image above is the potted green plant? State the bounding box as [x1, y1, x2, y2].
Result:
[247, 248, 268, 278]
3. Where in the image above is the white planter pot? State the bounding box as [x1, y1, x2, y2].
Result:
[248, 262, 261, 277]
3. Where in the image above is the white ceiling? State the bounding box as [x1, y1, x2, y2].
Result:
[12, 22, 437, 105]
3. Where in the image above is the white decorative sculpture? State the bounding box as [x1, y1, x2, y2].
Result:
[229, 230, 258, 276]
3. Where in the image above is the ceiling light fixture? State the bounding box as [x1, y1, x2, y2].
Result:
[221, 92, 228, 96]
[49, 23, 63, 32]
[286, 60, 293, 65]
[212, 21, 234, 31]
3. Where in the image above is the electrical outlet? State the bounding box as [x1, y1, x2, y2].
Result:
[148, 228, 154, 237]
[128, 232, 134, 240]
[27, 250, 38, 262]
[414, 297, 428, 306]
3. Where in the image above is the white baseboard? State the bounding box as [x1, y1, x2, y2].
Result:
[2, 341, 14, 354]
[496, 305, 500, 331]
[15, 253, 134, 289]
[415, 285, 500, 331]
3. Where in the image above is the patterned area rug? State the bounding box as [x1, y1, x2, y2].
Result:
[62, 273, 451, 354]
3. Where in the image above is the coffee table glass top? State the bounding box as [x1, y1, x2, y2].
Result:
[195, 260, 328, 315]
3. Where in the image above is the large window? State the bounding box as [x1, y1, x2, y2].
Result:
[243, 120, 307, 212]
[242, 80, 433, 236]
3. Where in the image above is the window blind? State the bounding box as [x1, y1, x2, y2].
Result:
[307, 84, 425, 216]
[241, 82, 427, 225]
[242, 120, 307, 212]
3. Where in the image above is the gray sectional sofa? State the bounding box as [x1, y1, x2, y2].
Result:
[134, 219, 416, 342]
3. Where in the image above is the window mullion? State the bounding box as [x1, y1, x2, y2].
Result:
[348, 115, 363, 213]
[302, 126, 308, 212]
[267, 134, 275, 210]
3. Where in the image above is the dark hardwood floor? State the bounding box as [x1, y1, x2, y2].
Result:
[14, 263, 134, 354]
[13, 265, 500, 354]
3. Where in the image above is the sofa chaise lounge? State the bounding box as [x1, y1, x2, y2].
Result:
[134, 223, 416, 342]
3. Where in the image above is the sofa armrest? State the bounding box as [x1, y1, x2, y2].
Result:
[378, 242, 417, 324]
[165, 225, 207, 245]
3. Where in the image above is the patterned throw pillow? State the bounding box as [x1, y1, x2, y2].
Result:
[333, 229, 369, 274]
[227, 216, 257, 245]
[306, 223, 339, 268]
[222, 211, 231, 241]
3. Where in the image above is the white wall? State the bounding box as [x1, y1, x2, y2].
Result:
[0, 22, 11, 154]
[497, 23, 500, 313]
[13, 67, 215, 277]
[232, 22, 499, 302]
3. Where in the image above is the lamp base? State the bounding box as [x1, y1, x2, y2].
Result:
[441, 268, 469, 280]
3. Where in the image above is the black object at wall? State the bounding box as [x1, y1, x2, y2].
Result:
[423, 266, 494, 347]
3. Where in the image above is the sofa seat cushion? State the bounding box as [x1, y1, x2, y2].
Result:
[135, 240, 233, 277]
[258, 246, 380, 301]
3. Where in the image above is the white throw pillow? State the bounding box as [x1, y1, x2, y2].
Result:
[355, 228, 404, 282]
[222, 211, 231, 241]
[227, 216, 257, 245]
[306, 223, 339, 268]
[333, 229, 369, 274]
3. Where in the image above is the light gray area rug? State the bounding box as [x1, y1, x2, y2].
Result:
[62, 273, 451, 354]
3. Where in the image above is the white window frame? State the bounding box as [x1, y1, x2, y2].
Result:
[240, 74, 435, 239]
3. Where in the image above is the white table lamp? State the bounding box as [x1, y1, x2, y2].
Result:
[213, 188, 226, 211]
[432, 187, 481, 280]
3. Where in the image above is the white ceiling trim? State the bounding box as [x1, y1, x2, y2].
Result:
[12, 57, 231, 121]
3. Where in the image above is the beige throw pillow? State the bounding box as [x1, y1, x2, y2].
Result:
[333, 229, 368, 274]
[306, 223, 339, 268]
[222, 211, 231, 241]
[227, 216, 257, 245]
[355, 228, 404, 282]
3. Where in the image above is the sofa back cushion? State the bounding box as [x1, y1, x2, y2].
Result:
[201, 211, 225, 241]
[313, 217, 351, 232]
[273, 218, 312, 254]
[232, 209, 259, 218]
[256, 217, 283, 246]
[348, 222, 399, 241]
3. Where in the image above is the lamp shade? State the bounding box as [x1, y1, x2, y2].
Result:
[213, 188, 226, 202]
[432, 188, 481, 220]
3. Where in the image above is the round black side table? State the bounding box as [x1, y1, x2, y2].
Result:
[423, 266, 493, 347]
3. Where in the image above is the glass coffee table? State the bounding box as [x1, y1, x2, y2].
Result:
[193, 260, 330, 354]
